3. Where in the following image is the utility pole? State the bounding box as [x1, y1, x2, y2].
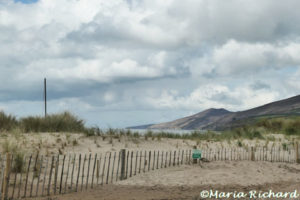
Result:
[44, 78, 47, 117]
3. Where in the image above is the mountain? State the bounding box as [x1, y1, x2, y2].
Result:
[130, 94, 300, 131]
[149, 108, 232, 130]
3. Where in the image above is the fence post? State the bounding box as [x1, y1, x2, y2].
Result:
[173, 151, 176, 166]
[134, 151, 138, 175]
[120, 149, 126, 180]
[251, 147, 255, 161]
[2, 153, 11, 200]
[116, 152, 120, 181]
[106, 152, 111, 184]
[148, 151, 151, 171]
[24, 155, 32, 198]
[295, 142, 300, 163]
[111, 152, 116, 183]
[130, 151, 133, 177]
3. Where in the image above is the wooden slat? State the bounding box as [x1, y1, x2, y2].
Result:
[116, 152, 120, 182]
[134, 151, 138, 175]
[64, 154, 71, 194]
[86, 154, 92, 189]
[35, 155, 44, 197]
[75, 154, 81, 192]
[111, 152, 116, 183]
[130, 151, 133, 177]
[81, 154, 86, 191]
[70, 154, 76, 191]
[30, 154, 39, 197]
[23, 155, 32, 198]
[53, 155, 59, 195]
[47, 156, 55, 196]
[106, 152, 111, 184]
[41, 157, 48, 197]
[59, 155, 66, 194]
[91, 153, 97, 188]
[101, 153, 107, 185]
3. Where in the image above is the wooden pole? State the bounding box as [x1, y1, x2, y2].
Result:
[111, 152, 116, 183]
[152, 151, 155, 170]
[53, 155, 59, 195]
[75, 154, 81, 192]
[86, 154, 92, 189]
[134, 151, 138, 175]
[177, 150, 180, 165]
[70, 154, 76, 191]
[47, 156, 54, 196]
[139, 150, 142, 174]
[81, 154, 86, 191]
[116, 152, 120, 182]
[106, 152, 111, 184]
[64, 154, 71, 194]
[181, 150, 184, 164]
[295, 142, 300, 163]
[12, 158, 18, 199]
[2, 153, 11, 200]
[129, 151, 133, 177]
[35, 155, 43, 197]
[251, 147, 255, 161]
[143, 151, 146, 172]
[24, 155, 32, 198]
[41, 157, 48, 197]
[173, 151, 176, 166]
[30, 154, 39, 197]
[161, 151, 164, 168]
[0, 154, 3, 198]
[169, 151, 172, 167]
[59, 155, 66, 194]
[101, 153, 106, 185]
[165, 151, 167, 168]
[44, 78, 47, 117]
[97, 154, 101, 185]
[91, 154, 97, 188]
[157, 151, 159, 169]
[148, 151, 151, 171]
[125, 151, 129, 178]
[120, 150, 126, 180]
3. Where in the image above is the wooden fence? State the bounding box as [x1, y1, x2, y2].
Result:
[0, 145, 299, 199]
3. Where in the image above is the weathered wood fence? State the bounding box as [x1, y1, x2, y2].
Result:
[0, 149, 191, 200]
[0, 144, 299, 199]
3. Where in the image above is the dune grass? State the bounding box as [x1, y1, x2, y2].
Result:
[1, 110, 299, 142]
[0, 111, 18, 131]
[20, 112, 86, 133]
[0, 111, 86, 134]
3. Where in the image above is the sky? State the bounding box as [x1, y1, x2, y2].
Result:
[1, 0, 300, 128]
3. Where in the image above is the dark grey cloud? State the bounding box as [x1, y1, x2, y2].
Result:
[250, 81, 271, 91]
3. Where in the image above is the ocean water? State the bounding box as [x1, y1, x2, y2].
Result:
[127, 129, 205, 135]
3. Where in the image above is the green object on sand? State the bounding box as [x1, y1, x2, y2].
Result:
[192, 149, 201, 159]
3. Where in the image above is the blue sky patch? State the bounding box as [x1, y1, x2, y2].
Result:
[14, 0, 38, 4]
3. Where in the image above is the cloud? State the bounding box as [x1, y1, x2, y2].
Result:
[146, 84, 280, 112]
[1, 0, 300, 127]
[189, 40, 300, 77]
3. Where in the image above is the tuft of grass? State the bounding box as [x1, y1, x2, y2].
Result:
[20, 111, 86, 133]
[237, 140, 243, 147]
[72, 139, 78, 146]
[282, 143, 288, 150]
[108, 137, 113, 144]
[0, 111, 18, 131]
[133, 132, 140, 138]
[12, 152, 25, 173]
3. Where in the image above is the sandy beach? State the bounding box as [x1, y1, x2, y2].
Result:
[26, 161, 300, 200]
